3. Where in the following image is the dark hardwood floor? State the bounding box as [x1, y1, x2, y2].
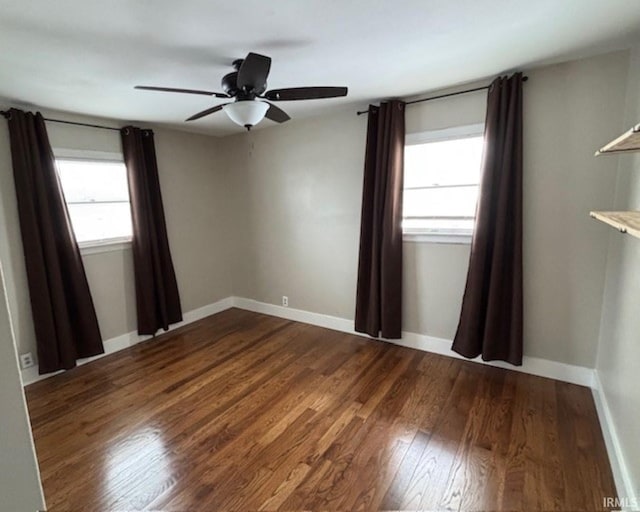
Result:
[26, 308, 617, 511]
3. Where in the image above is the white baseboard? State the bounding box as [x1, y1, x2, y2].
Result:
[179, 297, 235, 325]
[21, 295, 595, 390]
[231, 297, 594, 387]
[592, 371, 638, 510]
[22, 295, 594, 388]
[232, 297, 355, 334]
[20, 296, 235, 386]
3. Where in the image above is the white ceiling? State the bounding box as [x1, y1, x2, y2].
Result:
[1, 0, 640, 136]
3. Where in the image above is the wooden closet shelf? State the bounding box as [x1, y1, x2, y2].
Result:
[596, 124, 640, 155]
[590, 211, 640, 239]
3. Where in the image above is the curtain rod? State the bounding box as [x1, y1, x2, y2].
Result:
[356, 76, 529, 116]
[0, 110, 121, 132]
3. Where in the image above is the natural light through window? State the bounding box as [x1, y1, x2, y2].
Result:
[56, 159, 132, 244]
[403, 129, 484, 239]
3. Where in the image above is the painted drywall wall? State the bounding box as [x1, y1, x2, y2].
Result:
[0, 109, 233, 361]
[153, 128, 235, 314]
[228, 50, 629, 367]
[596, 45, 640, 502]
[225, 108, 365, 319]
[0, 263, 45, 511]
[522, 51, 628, 365]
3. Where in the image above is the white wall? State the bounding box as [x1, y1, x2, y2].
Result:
[0, 109, 233, 360]
[225, 109, 366, 318]
[228, 50, 629, 368]
[522, 51, 627, 366]
[0, 262, 45, 511]
[596, 45, 640, 503]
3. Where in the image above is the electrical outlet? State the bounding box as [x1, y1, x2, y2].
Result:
[282, 296, 289, 307]
[19, 352, 35, 369]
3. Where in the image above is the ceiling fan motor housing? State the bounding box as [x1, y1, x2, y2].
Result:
[221, 71, 266, 98]
[221, 72, 239, 97]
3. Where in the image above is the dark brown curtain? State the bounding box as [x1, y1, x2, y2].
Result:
[355, 100, 405, 339]
[5, 108, 103, 374]
[121, 126, 182, 335]
[452, 73, 524, 365]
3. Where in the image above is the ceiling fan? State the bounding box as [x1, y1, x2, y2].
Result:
[135, 52, 348, 130]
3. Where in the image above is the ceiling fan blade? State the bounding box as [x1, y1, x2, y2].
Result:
[264, 86, 348, 101]
[185, 103, 228, 121]
[237, 53, 272, 92]
[264, 102, 291, 123]
[135, 86, 228, 98]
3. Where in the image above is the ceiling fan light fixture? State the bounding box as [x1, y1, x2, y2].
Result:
[223, 100, 269, 129]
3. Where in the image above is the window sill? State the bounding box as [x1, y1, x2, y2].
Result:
[403, 232, 472, 245]
[79, 238, 132, 255]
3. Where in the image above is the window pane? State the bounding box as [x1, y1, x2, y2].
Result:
[56, 158, 133, 243]
[403, 186, 479, 218]
[66, 203, 132, 243]
[403, 132, 483, 235]
[57, 159, 129, 203]
[404, 136, 483, 188]
[403, 218, 475, 232]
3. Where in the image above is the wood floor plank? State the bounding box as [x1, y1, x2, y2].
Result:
[25, 308, 617, 511]
[435, 366, 502, 511]
[39, 322, 304, 498]
[392, 363, 480, 511]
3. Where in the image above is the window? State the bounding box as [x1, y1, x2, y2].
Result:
[403, 124, 484, 243]
[55, 157, 132, 247]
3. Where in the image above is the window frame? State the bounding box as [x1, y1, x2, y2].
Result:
[53, 148, 133, 254]
[403, 123, 485, 245]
